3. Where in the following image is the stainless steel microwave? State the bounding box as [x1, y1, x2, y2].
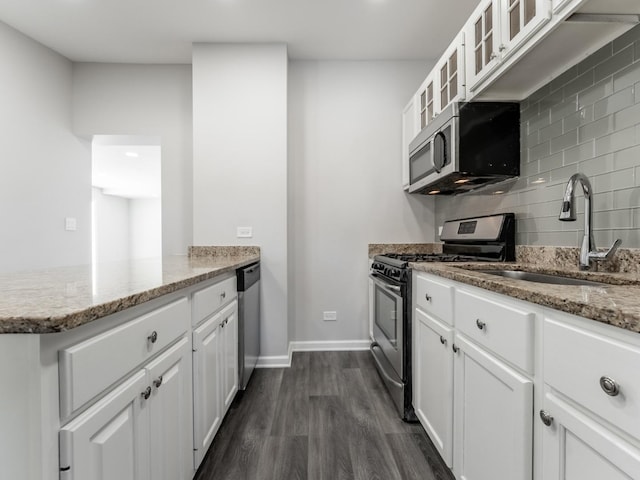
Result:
[408, 102, 520, 195]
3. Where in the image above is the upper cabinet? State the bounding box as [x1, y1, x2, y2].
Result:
[466, 0, 551, 95]
[435, 32, 466, 111]
[406, 0, 639, 125]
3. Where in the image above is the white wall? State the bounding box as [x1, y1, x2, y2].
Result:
[192, 44, 289, 361]
[288, 60, 435, 344]
[0, 21, 91, 273]
[92, 188, 130, 263]
[130, 197, 162, 259]
[72, 63, 192, 256]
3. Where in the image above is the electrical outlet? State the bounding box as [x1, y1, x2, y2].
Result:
[237, 226, 253, 238]
[65, 217, 77, 231]
[323, 311, 337, 321]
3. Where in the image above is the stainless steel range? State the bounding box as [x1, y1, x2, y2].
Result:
[369, 213, 515, 421]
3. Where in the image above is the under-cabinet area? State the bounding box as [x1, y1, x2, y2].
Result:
[0, 253, 256, 480]
[412, 270, 640, 480]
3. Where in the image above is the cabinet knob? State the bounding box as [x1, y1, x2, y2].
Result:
[147, 331, 158, 344]
[539, 410, 554, 427]
[476, 319, 486, 331]
[153, 376, 163, 388]
[220, 291, 226, 300]
[490, 52, 497, 60]
[141, 386, 152, 400]
[425, 293, 432, 302]
[498, 44, 506, 52]
[599, 376, 620, 396]
[452, 344, 460, 354]
[440, 336, 447, 346]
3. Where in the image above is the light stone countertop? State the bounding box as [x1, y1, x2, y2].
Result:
[412, 262, 640, 334]
[0, 248, 259, 334]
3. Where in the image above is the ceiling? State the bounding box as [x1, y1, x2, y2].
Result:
[0, 0, 481, 63]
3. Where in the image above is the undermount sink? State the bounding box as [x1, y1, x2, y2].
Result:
[476, 269, 606, 287]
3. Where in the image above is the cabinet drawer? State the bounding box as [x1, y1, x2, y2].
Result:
[192, 275, 237, 326]
[60, 298, 189, 418]
[415, 273, 453, 325]
[544, 318, 640, 441]
[456, 289, 535, 373]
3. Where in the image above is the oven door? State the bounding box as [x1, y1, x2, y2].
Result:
[369, 273, 404, 379]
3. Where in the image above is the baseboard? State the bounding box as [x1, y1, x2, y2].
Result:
[289, 340, 370, 352]
[256, 340, 370, 369]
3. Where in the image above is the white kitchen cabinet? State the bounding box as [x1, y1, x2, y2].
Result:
[402, 98, 418, 190]
[435, 31, 466, 111]
[416, 73, 436, 132]
[192, 311, 223, 467]
[220, 301, 239, 411]
[464, 0, 502, 95]
[413, 307, 454, 467]
[59, 336, 193, 480]
[453, 334, 534, 480]
[540, 392, 640, 480]
[192, 298, 239, 468]
[499, 0, 551, 61]
[59, 371, 150, 480]
[146, 337, 193, 480]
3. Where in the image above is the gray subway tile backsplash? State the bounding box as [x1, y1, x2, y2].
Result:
[435, 24, 640, 247]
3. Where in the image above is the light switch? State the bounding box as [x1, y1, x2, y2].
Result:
[65, 217, 77, 231]
[237, 227, 253, 238]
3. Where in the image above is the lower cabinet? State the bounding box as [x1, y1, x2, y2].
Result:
[453, 334, 533, 480]
[192, 299, 238, 468]
[59, 337, 192, 480]
[413, 307, 454, 467]
[541, 393, 640, 480]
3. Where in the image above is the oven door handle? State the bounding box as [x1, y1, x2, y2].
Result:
[370, 342, 404, 389]
[369, 273, 402, 294]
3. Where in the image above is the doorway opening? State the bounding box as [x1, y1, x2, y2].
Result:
[91, 135, 162, 265]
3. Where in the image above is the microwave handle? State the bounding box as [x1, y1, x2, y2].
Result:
[433, 131, 447, 173]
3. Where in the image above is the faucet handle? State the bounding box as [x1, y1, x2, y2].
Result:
[589, 239, 622, 262]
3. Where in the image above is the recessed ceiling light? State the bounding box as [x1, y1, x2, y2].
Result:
[493, 190, 504, 195]
[454, 179, 470, 184]
[125, 151, 139, 158]
[428, 190, 440, 195]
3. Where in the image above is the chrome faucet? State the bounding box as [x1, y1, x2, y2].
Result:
[559, 173, 621, 270]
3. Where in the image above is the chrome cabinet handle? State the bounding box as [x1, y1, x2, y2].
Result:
[539, 410, 554, 427]
[489, 52, 497, 60]
[440, 336, 447, 346]
[425, 293, 432, 302]
[600, 376, 620, 396]
[147, 331, 158, 344]
[498, 44, 506, 52]
[153, 376, 163, 388]
[141, 386, 152, 400]
[452, 344, 459, 353]
[476, 319, 486, 331]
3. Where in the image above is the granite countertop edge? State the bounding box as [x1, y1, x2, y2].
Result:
[411, 262, 640, 335]
[0, 253, 259, 335]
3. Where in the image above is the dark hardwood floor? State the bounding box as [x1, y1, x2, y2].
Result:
[194, 351, 454, 480]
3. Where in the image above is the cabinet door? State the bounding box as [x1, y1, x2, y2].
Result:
[541, 393, 640, 480]
[221, 300, 239, 412]
[453, 335, 533, 480]
[500, 0, 551, 60]
[416, 73, 436, 131]
[59, 371, 150, 480]
[413, 308, 454, 467]
[465, 0, 501, 94]
[192, 313, 222, 468]
[146, 337, 193, 480]
[402, 98, 417, 190]
[436, 31, 466, 111]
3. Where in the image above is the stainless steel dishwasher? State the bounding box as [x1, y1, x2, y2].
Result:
[237, 262, 260, 390]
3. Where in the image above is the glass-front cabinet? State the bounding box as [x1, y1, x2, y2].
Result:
[435, 32, 466, 112]
[464, 0, 501, 95]
[465, 0, 551, 95]
[500, 0, 551, 61]
[416, 73, 436, 131]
